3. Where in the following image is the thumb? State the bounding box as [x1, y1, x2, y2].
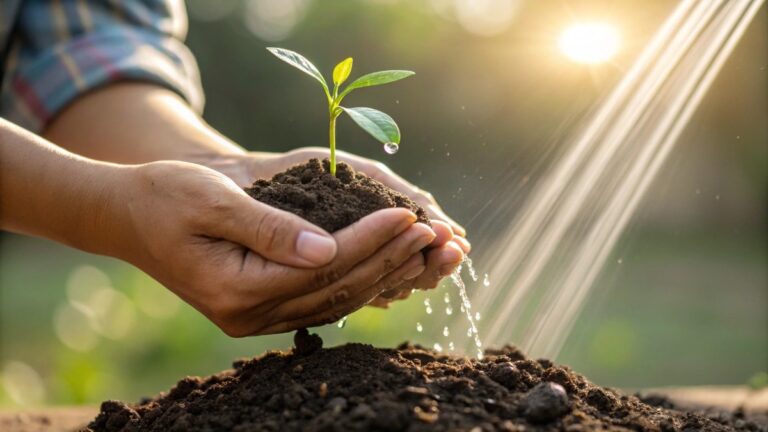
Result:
[216, 193, 337, 268]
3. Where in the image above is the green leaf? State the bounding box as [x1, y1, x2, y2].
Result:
[341, 107, 401, 144]
[333, 57, 353, 87]
[340, 70, 414, 98]
[267, 47, 329, 94]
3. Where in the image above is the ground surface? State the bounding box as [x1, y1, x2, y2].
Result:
[245, 158, 430, 233]
[74, 336, 767, 432]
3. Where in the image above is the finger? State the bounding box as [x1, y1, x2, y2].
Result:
[264, 224, 432, 323]
[452, 235, 471, 253]
[268, 208, 420, 303]
[371, 254, 425, 305]
[207, 191, 337, 268]
[255, 241, 430, 334]
[412, 240, 464, 289]
[430, 220, 454, 247]
[333, 150, 468, 237]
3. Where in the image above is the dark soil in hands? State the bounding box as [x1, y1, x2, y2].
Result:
[245, 158, 430, 233]
[86, 336, 765, 432]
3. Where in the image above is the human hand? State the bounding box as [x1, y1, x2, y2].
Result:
[114, 161, 435, 335]
[197, 147, 469, 304]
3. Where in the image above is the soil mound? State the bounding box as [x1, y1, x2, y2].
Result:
[86, 337, 765, 431]
[245, 158, 430, 233]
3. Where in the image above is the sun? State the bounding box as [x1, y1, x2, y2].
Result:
[559, 23, 620, 64]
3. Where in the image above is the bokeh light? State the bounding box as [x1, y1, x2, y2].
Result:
[1, 361, 46, 405]
[559, 23, 620, 63]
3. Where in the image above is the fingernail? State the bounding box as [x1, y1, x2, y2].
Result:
[403, 265, 426, 281]
[296, 231, 337, 265]
[453, 236, 472, 253]
[394, 212, 417, 235]
[410, 225, 436, 253]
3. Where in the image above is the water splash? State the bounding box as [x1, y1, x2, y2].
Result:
[450, 260, 484, 359]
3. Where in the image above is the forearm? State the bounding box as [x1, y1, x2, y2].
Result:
[0, 118, 128, 256]
[43, 83, 247, 165]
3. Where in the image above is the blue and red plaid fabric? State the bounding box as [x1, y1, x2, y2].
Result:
[0, 0, 203, 133]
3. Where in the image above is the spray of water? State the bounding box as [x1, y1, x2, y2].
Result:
[462, 0, 764, 359]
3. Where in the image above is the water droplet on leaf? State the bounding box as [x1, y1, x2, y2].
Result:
[383, 142, 399, 154]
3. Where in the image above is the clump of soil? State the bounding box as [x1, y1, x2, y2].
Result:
[86, 336, 766, 432]
[245, 158, 430, 233]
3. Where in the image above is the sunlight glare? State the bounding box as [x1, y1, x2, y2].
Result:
[559, 23, 620, 63]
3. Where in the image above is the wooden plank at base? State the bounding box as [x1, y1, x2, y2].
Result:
[0, 406, 97, 432]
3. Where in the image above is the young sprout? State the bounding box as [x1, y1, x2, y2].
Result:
[267, 47, 414, 176]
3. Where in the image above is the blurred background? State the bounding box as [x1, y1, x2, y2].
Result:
[1, 0, 765, 406]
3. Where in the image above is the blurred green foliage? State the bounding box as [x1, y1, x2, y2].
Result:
[1, 0, 765, 406]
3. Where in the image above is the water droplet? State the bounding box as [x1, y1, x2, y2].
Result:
[483, 274, 490, 287]
[449, 342, 455, 351]
[617, 258, 623, 264]
[443, 293, 450, 303]
[424, 298, 432, 314]
[443, 326, 450, 337]
[416, 322, 423, 332]
[426, 306, 433, 314]
[337, 316, 348, 328]
[383, 142, 399, 154]
[475, 312, 481, 321]
[445, 306, 453, 315]
[433, 343, 443, 352]
[460, 305, 465, 312]
[467, 328, 473, 337]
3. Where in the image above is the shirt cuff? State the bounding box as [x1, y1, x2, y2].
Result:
[1, 25, 204, 133]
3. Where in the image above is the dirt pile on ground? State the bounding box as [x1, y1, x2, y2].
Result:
[245, 158, 430, 233]
[86, 333, 766, 431]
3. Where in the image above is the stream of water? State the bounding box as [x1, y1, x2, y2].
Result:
[458, 0, 765, 359]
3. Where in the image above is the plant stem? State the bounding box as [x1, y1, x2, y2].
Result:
[329, 111, 337, 177]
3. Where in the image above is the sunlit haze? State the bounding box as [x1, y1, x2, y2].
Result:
[559, 22, 620, 63]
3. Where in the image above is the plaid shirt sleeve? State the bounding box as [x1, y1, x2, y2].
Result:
[0, 0, 204, 133]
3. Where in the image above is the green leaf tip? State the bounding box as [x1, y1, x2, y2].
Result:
[340, 70, 415, 98]
[266, 47, 329, 94]
[341, 107, 401, 145]
[333, 57, 353, 87]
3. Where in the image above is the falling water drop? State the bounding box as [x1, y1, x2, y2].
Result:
[483, 273, 490, 287]
[475, 312, 481, 321]
[383, 142, 399, 155]
[433, 343, 443, 352]
[460, 305, 465, 312]
[445, 305, 453, 315]
[467, 328, 473, 337]
[443, 326, 450, 337]
[424, 298, 433, 314]
[416, 322, 423, 332]
[449, 342, 455, 351]
[337, 316, 348, 328]
[465, 256, 479, 282]
[443, 293, 450, 303]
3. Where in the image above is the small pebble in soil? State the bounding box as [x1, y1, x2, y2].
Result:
[293, 328, 323, 356]
[523, 382, 570, 424]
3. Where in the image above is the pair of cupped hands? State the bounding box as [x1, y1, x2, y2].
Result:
[125, 147, 468, 337]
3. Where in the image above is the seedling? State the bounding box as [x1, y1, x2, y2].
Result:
[267, 47, 414, 176]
